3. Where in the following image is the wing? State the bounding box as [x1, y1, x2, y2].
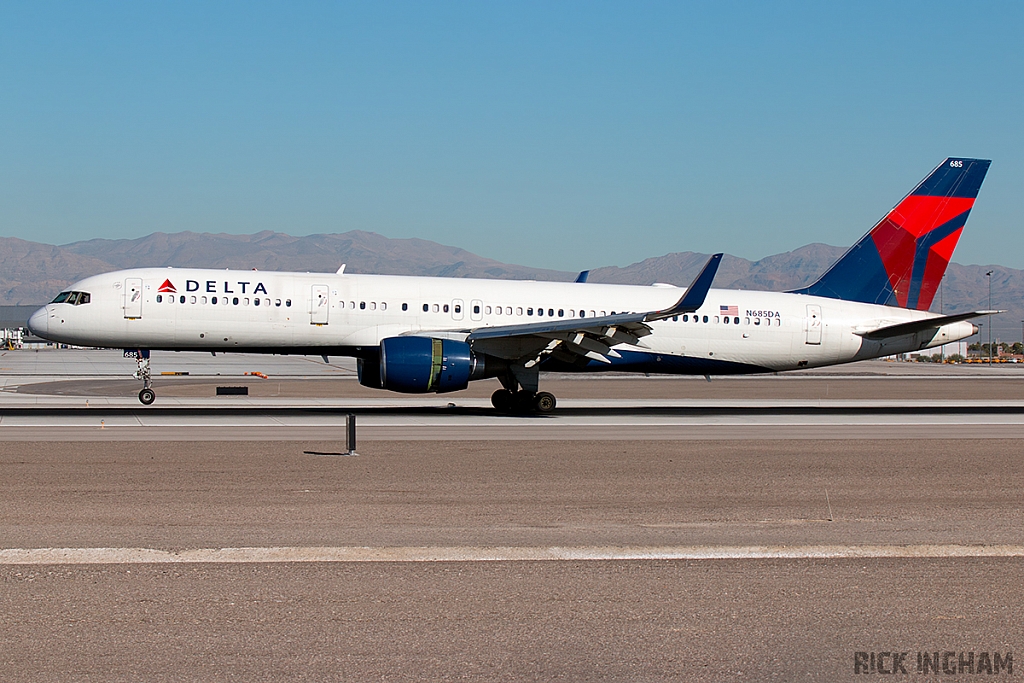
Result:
[464, 254, 722, 367]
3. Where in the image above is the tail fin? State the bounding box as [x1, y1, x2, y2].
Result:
[791, 157, 990, 310]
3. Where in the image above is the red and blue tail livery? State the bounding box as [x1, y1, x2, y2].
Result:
[792, 158, 990, 310]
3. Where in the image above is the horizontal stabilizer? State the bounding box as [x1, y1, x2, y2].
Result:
[855, 310, 1000, 340]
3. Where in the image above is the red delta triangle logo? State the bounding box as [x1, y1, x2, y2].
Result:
[157, 279, 177, 293]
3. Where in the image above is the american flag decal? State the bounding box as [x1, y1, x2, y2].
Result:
[720, 305, 738, 316]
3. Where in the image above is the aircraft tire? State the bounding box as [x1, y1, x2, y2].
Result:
[512, 390, 536, 414]
[533, 391, 556, 413]
[139, 388, 156, 405]
[491, 389, 514, 412]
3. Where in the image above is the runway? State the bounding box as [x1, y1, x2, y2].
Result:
[2, 350, 1023, 681]
[4, 399, 1024, 440]
[2, 437, 1022, 681]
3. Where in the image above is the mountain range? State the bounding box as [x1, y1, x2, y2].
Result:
[1, 230, 1020, 340]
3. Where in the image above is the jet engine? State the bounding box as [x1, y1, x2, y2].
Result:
[369, 337, 490, 393]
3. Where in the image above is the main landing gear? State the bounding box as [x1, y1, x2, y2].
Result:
[132, 350, 156, 405]
[491, 389, 557, 414]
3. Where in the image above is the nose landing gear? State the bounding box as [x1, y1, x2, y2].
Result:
[130, 350, 156, 405]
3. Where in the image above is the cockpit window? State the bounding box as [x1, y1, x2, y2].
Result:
[50, 291, 91, 305]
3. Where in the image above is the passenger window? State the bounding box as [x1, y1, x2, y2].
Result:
[423, 304, 429, 312]
[338, 301, 345, 309]
[156, 295, 163, 303]
[349, 301, 355, 309]
[233, 297, 239, 305]
[179, 295, 185, 304]
[443, 304, 449, 313]
[527, 308, 534, 316]
[682, 314, 688, 322]
[589, 310, 596, 317]
[244, 298, 250, 306]
[714, 316, 720, 323]
[360, 301, 366, 310]
[536, 308, 543, 316]
[433, 304, 439, 313]
[402, 303, 408, 311]
[600, 311, 606, 316]
[672, 315, 678, 322]
[474, 305, 480, 314]
[754, 317, 760, 325]
[454, 304, 461, 313]
[201, 296, 207, 304]
[286, 299, 292, 307]
[744, 317, 750, 325]
[703, 315, 708, 323]
[484, 305, 490, 314]
[723, 316, 729, 324]
[275, 299, 281, 307]
[506, 307, 512, 315]
[380, 302, 386, 311]
[569, 309, 575, 317]
[370, 302, 377, 310]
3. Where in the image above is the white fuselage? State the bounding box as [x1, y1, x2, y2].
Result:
[29, 267, 975, 374]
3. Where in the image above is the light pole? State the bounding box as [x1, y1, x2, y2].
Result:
[986, 270, 993, 365]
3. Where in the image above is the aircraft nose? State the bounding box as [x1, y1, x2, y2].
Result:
[27, 307, 48, 337]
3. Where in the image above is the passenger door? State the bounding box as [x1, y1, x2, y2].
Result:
[805, 304, 822, 345]
[311, 285, 329, 325]
[124, 278, 143, 319]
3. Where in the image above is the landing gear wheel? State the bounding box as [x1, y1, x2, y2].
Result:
[491, 389, 514, 413]
[533, 391, 556, 414]
[513, 390, 536, 414]
[138, 388, 156, 405]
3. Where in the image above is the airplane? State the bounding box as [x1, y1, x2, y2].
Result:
[28, 157, 996, 412]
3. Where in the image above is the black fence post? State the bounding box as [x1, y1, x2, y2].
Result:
[347, 413, 357, 455]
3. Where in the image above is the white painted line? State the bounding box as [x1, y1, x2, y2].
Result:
[1, 545, 1023, 565]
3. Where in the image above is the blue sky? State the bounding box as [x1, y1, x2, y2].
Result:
[1, 1, 1022, 270]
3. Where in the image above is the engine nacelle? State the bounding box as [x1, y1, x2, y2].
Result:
[379, 337, 485, 393]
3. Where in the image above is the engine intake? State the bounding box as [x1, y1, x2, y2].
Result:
[379, 337, 486, 393]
